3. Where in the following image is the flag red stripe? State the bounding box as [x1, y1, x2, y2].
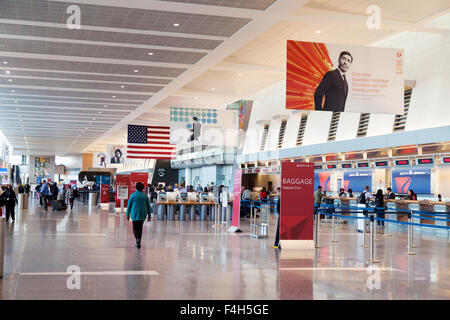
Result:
[148, 131, 170, 134]
[147, 135, 169, 140]
[130, 141, 171, 145]
[128, 156, 175, 160]
[147, 126, 170, 130]
[127, 146, 175, 150]
[127, 151, 175, 155]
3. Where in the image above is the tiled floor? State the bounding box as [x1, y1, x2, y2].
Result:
[0, 199, 449, 299]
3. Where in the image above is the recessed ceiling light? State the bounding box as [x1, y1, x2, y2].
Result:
[5, 70, 10, 74]
[315, 30, 321, 34]
[3, 61, 7, 64]
[112, 95, 116, 98]
[211, 88, 215, 91]
[173, 23, 180, 27]
[93, 117, 96, 120]
[133, 69, 139, 73]
[98, 111, 101, 114]
[238, 73, 243, 76]
[84, 127, 87, 130]
[148, 52, 154, 55]
[120, 85, 125, 88]
[8, 79, 12, 82]
[104, 105, 107, 108]
[14, 100, 17, 103]
[11, 90, 15, 92]
[194, 97, 198, 100]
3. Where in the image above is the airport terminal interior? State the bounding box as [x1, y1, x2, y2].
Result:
[0, 0, 449, 301]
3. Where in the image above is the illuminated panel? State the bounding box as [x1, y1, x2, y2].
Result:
[327, 164, 337, 169]
[375, 160, 389, 167]
[395, 159, 410, 166]
[314, 165, 323, 170]
[417, 158, 433, 165]
[255, 168, 261, 173]
[443, 157, 450, 164]
[341, 163, 352, 168]
[357, 162, 369, 168]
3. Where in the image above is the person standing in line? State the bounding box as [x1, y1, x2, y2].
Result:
[374, 189, 385, 229]
[25, 183, 30, 195]
[314, 185, 324, 221]
[40, 180, 50, 212]
[241, 186, 253, 218]
[260, 187, 268, 202]
[3, 184, 18, 221]
[338, 188, 346, 197]
[126, 182, 152, 249]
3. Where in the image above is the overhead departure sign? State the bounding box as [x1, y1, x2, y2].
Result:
[443, 157, 450, 164]
[341, 163, 352, 168]
[327, 164, 337, 169]
[395, 159, 410, 166]
[314, 165, 323, 170]
[357, 162, 369, 168]
[375, 160, 388, 167]
[417, 158, 433, 165]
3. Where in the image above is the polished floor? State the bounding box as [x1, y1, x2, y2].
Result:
[0, 198, 449, 300]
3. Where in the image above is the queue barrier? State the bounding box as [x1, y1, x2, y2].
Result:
[314, 204, 450, 263]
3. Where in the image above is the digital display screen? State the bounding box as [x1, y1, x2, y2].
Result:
[327, 164, 337, 169]
[341, 163, 352, 168]
[443, 157, 450, 164]
[357, 162, 369, 167]
[314, 165, 322, 170]
[375, 161, 388, 167]
[180, 192, 187, 199]
[395, 159, 410, 165]
[417, 158, 433, 164]
[255, 168, 260, 173]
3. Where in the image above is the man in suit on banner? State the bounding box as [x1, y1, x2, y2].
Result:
[314, 51, 352, 112]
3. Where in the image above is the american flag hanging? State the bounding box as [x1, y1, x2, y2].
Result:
[127, 125, 176, 159]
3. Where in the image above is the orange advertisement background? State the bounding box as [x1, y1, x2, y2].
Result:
[286, 41, 332, 110]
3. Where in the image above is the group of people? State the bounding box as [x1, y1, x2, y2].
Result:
[35, 180, 78, 212]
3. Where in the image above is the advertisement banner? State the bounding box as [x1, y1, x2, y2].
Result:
[107, 144, 127, 165]
[130, 172, 149, 195]
[314, 172, 331, 192]
[115, 174, 130, 207]
[343, 171, 372, 192]
[286, 41, 404, 114]
[100, 184, 109, 203]
[231, 169, 242, 229]
[170, 107, 239, 147]
[392, 169, 431, 194]
[280, 162, 314, 242]
[92, 152, 108, 168]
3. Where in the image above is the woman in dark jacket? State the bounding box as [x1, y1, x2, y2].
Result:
[407, 189, 417, 200]
[374, 189, 385, 228]
[3, 184, 18, 221]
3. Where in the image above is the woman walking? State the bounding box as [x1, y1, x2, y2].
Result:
[3, 184, 18, 221]
[126, 182, 152, 249]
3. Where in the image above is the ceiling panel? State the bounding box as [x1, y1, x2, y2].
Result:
[161, 0, 277, 10]
[1, 0, 251, 37]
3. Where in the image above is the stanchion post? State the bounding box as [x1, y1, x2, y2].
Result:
[383, 211, 391, 238]
[331, 214, 339, 242]
[407, 212, 416, 255]
[367, 214, 380, 263]
[314, 209, 321, 249]
[410, 210, 417, 248]
[361, 215, 368, 248]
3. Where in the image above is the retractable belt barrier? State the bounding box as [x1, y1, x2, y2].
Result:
[314, 204, 449, 262]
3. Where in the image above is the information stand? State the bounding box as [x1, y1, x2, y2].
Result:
[117, 186, 128, 213]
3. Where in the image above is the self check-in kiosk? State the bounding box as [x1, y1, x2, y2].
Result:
[157, 192, 167, 220]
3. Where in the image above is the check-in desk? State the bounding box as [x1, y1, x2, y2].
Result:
[156, 200, 215, 221]
[417, 201, 450, 227]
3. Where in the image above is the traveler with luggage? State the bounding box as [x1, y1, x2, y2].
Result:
[40, 180, 50, 212]
[126, 182, 152, 249]
[3, 184, 18, 221]
[359, 185, 374, 220]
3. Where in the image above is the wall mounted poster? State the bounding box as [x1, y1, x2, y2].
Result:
[343, 171, 372, 192]
[35, 157, 50, 178]
[392, 169, 431, 194]
[107, 144, 126, 165]
[314, 172, 331, 192]
[286, 41, 404, 114]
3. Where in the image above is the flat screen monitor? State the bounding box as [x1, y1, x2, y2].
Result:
[158, 192, 167, 202]
[201, 192, 209, 201]
[180, 192, 188, 200]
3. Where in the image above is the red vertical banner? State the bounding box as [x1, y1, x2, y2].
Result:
[100, 184, 109, 203]
[280, 162, 314, 242]
[231, 169, 242, 228]
[130, 172, 149, 196]
[115, 174, 130, 207]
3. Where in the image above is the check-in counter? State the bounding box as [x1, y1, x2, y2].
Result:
[156, 201, 215, 221]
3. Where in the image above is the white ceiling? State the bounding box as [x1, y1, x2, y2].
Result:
[1, 0, 449, 155]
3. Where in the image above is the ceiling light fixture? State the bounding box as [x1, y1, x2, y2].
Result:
[148, 52, 154, 55]
[5, 70, 10, 74]
[194, 97, 198, 100]
[173, 23, 180, 27]
[8, 79, 12, 82]
[120, 85, 125, 88]
[2, 61, 7, 64]
[14, 100, 18, 103]
[133, 69, 139, 73]
[104, 105, 107, 108]
[112, 95, 116, 98]
[11, 90, 14, 92]
[315, 30, 321, 34]
[98, 111, 101, 114]
[238, 73, 243, 76]
[211, 88, 215, 91]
